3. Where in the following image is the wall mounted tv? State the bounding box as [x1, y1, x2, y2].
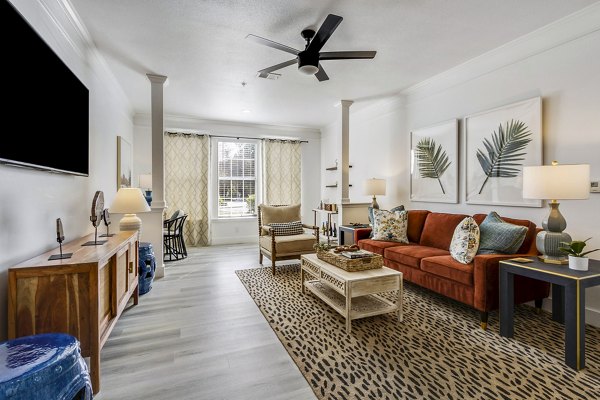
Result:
[1, 0, 89, 176]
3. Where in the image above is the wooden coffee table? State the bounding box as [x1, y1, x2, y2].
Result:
[301, 254, 403, 333]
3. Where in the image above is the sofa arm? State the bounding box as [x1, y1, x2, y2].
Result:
[303, 224, 320, 240]
[354, 228, 372, 242]
[473, 254, 550, 312]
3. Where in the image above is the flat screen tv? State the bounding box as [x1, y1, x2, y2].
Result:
[1, 0, 89, 176]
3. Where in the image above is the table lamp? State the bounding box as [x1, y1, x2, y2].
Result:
[523, 161, 590, 264]
[364, 178, 386, 209]
[109, 188, 151, 232]
[139, 174, 153, 206]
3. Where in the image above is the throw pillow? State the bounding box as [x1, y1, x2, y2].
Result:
[477, 211, 528, 254]
[449, 217, 480, 264]
[268, 221, 304, 236]
[371, 209, 409, 243]
[368, 205, 405, 238]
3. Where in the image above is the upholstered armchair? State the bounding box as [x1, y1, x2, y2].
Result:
[258, 204, 319, 273]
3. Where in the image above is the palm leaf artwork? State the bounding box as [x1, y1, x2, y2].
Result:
[476, 119, 532, 194]
[415, 138, 451, 194]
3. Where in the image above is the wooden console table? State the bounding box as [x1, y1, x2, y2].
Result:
[8, 230, 139, 395]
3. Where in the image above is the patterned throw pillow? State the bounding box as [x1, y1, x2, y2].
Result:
[371, 209, 409, 243]
[368, 205, 405, 238]
[269, 221, 304, 236]
[450, 217, 480, 264]
[477, 212, 528, 254]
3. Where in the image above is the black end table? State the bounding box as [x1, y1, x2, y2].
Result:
[338, 224, 371, 245]
[499, 257, 600, 370]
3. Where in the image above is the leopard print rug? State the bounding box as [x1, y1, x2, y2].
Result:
[235, 264, 600, 400]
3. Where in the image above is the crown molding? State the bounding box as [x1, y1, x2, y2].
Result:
[133, 113, 322, 139]
[401, 2, 600, 103]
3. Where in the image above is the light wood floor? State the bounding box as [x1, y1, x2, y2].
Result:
[94, 244, 316, 400]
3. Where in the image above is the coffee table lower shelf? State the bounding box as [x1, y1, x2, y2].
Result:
[304, 280, 399, 321]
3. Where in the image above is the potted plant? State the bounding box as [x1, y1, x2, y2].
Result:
[559, 237, 600, 271]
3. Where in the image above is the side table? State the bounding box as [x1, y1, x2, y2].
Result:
[338, 224, 371, 245]
[499, 257, 600, 370]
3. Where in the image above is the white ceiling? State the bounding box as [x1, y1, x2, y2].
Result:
[69, 0, 597, 129]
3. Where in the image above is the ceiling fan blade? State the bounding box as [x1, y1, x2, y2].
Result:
[315, 64, 329, 81]
[246, 34, 300, 55]
[257, 59, 298, 77]
[320, 51, 377, 60]
[307, 14, 343, 53]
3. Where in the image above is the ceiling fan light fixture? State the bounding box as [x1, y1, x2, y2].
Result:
[299, 64, 319, 75]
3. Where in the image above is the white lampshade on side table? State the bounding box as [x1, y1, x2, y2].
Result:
[523, 161, 590, 264]
[364, 178, 386, 209]
[109, 188, 151, 232]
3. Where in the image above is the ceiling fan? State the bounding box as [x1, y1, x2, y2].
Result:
[246, 14, 376, 81]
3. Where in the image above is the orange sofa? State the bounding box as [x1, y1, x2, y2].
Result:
[357, 210, 550, 329]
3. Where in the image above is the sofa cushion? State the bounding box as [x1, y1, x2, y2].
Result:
[358, 239, 407, 255]
[406, 210, 430, 243]
[259, 233, 316, 254]
[476, 212, 528, 254]
[372, 209, 409, 243]
[449, 217, 480, 264]
[384, 245, 449, 269]
[473, 213, 536, 254]
[259, 204, 301, 225]
[368, 205, 405, 238]
[419, 212, 470, 250]
[420, 255, 474, 286]
[267, 221, 304, 236]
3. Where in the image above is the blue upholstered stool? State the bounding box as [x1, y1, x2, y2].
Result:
[139, 242, 156, 295]
[0, 333, 92, 400]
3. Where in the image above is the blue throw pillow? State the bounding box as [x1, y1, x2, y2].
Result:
[477, 211, 528, 254]
[368, 205, 405, 238]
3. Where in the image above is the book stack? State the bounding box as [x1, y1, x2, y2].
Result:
[340, 250, 374, 259]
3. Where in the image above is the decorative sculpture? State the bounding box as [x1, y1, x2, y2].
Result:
[48, 218, 73, 260]
[99, 208, 115, 237]
[82, 191, 108, 246]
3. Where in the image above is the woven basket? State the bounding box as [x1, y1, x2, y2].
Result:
[316, 249, 383, 272]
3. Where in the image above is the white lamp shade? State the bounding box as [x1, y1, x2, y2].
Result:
[523, 164, 590, 200]
[364, 178, 387, 196]
[110, 188, 151, 214]
[139, 174, 152, 190]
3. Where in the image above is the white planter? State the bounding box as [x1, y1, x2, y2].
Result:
[568, 255, 589, 271]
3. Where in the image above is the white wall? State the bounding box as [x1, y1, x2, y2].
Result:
[0, 0, 133, 340]
[133, 114, 321, 245]
[322, 4, 600, 325]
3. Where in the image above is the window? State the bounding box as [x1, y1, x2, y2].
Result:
[217, 141, 257, 217]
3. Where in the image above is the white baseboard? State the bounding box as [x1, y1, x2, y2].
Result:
[539, 298, 600, 328]
[210, 235, 257, 246]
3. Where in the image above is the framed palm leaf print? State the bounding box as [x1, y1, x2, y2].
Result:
[465, 97, 542, 207]
[410, 119, 458, 203]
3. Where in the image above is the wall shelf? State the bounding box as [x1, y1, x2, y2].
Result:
[325, 165, 352, 171]
[325, 184, 352, 188]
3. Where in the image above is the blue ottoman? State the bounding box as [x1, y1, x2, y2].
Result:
[139, 242, 156, 295]
[0, 333, 92, 400]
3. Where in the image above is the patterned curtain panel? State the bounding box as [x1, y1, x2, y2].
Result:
[164, 133, 210, 246]
[263, 139, 302, 205]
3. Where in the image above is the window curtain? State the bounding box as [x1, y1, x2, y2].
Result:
[164, 132, 210, 246]
[262, 139, 302, 205]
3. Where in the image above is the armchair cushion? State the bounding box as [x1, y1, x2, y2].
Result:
[260, 204, 301, 225]
[259, 233, 316, 255]
[267, 221, 304, 236]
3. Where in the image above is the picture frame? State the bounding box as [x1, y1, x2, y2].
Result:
[117, 136, 132, 189]
[464, 97, 542, 207]
[410, 119, 458, 203]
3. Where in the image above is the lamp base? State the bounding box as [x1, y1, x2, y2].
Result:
[536, 230, 571, 264]
[371, 196, 380, 209]
[119, 214, 142, 232]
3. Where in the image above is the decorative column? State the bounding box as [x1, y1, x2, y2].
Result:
[146, 74, 168, 209]
[341, 100, 353, 204]
[145, 74, 168, 278]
